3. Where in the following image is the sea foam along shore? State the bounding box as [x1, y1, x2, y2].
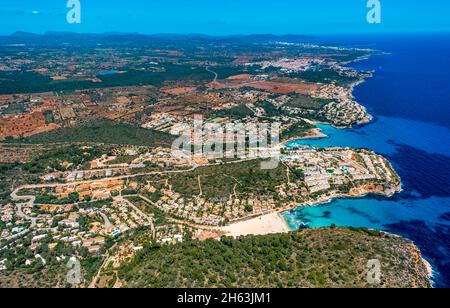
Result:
[423, 258, 434, 282]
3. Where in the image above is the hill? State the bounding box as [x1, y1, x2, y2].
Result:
[118, 228, 432, 288]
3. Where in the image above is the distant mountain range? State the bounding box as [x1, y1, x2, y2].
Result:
[0, 31, 314, 46]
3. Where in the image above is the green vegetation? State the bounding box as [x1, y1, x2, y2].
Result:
[21, 145, 104, 174]
[169, 160, 287, 200]
[0, 71, 54, 95]
[0, 236, 79, 288]
[286, 93, 333, 110]
[255, 100, 285, 117]
[0, 161, 50, 204]
[0, 63, 212, 94]
[0, 163, 18, 203]
[281, 120, 315, 141]
[290, 68, 360, 87]
[1, 102, 26, 115]
[8, 119, 176, 147]
[213, 104, 254, 120]
[43, 110, 55, 124]
[126, 196, 167, 226]
[210, 66, 254, 79]
[0, 234, 113, 288]
[35, 192, 79, 205]
[106, 155, 138, 165]
[77, 199, 113, 209]
[119, 228, 431, 288]
[0, 264, 69, 288]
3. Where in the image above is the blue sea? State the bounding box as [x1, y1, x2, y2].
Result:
[283, 33, 450, 288]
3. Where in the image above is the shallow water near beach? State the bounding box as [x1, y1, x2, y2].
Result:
[283, 34, 450, 287]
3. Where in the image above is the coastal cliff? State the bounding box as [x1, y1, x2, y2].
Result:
[116, 227, 432, 288]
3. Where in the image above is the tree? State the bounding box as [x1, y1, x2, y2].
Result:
[68, 192, 79, 203]
[244, 204, 253, 212]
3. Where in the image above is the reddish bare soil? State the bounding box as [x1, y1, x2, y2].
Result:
[209, 75, 320, 95]
[162, 87, 197, 95]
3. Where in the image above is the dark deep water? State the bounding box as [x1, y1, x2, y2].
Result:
[284, 33, 450, 287]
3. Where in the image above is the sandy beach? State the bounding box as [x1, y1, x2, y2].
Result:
[220, 212, 291, 238]
[282, 127, 328, 145]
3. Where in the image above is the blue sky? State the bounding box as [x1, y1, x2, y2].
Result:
[0, 0, 449, 35]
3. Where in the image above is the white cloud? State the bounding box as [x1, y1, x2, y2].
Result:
[32, 11, 40, 15]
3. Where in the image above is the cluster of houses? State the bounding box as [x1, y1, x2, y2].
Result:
[313, 83, 373, 127]
[55, 180, 124, 201]
[155, 224, 184, 245]
[255, 57, 324, 73]
[283, 147, 391, 194]
[151, 186, 282, 226]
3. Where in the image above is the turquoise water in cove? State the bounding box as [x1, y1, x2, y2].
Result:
[283, 34, 450, 287]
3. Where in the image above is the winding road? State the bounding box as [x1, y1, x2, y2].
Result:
[10, 190, 37, 227]
[206, 66, 218, 83]
[6, 157, 263, 244]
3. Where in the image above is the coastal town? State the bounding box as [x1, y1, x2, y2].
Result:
[0, 33, 431, 288]
[0, 136, 402, 286]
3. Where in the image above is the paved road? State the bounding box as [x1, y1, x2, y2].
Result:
[8, 157, 260, 240]
[88, 243, 117, 288]
[2, 228, 31, 242]
[12, 165, 199, 194]
[99, 212, 113, 228]
[206, 66, 218, 82]
[118, 196, 156, 239]
[10, 190, 37, 227]
[2, 190, 38, 241]
[10, 159, 255, 196]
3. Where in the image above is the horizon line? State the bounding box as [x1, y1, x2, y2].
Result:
[2, 29, 450, 37]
